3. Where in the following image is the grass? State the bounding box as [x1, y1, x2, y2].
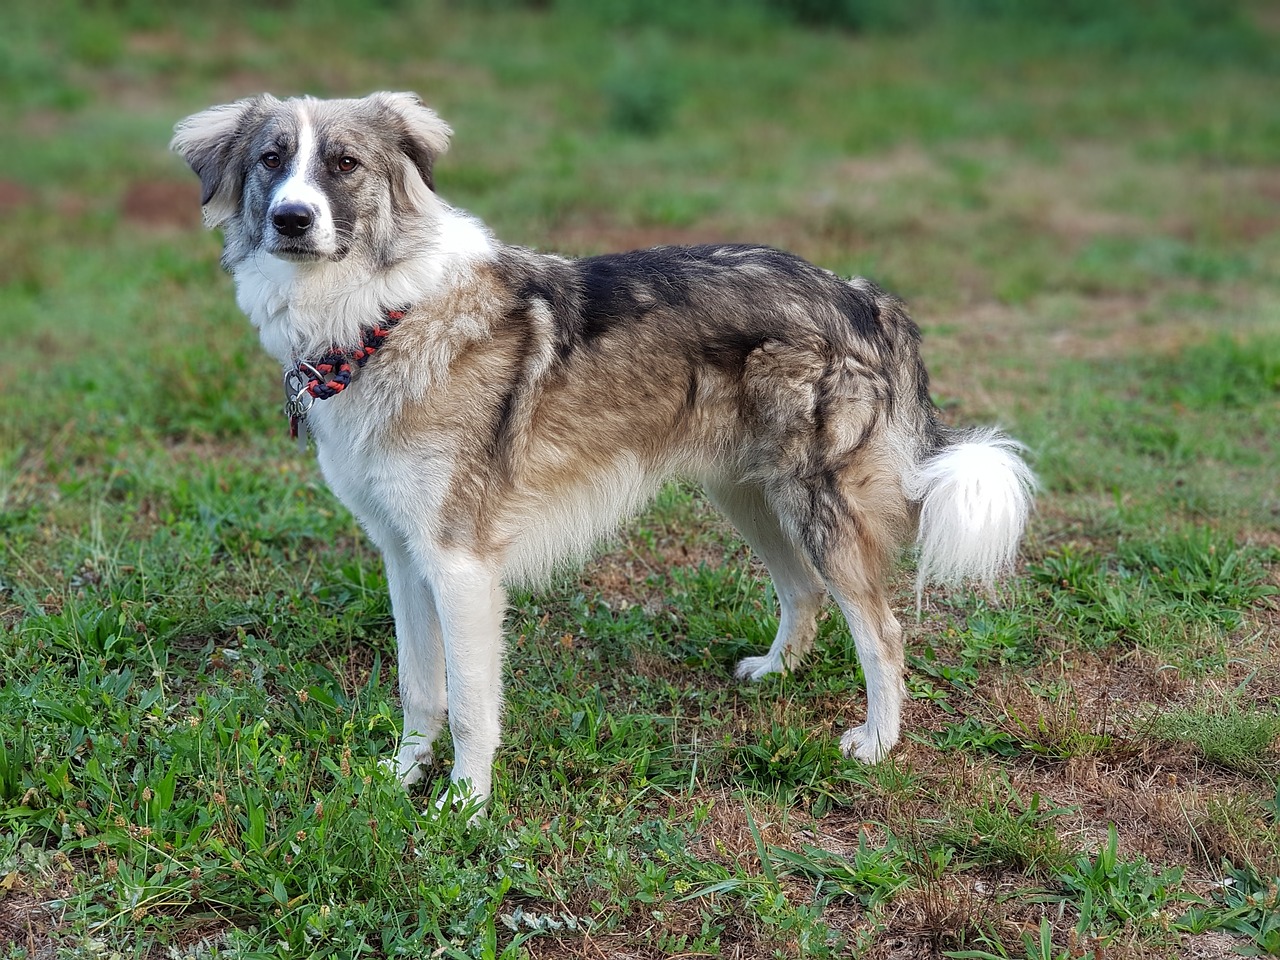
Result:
[1150, 703, 1280, 777]
[2, 0, 1279, 956]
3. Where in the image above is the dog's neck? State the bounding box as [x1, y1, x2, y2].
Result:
[232, 204, 496, 366]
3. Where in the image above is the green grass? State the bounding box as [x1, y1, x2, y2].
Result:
[1150, 704, 1280, 776]
[2, 0, 1280, 957]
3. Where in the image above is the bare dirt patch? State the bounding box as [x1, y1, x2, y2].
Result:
[1184, 931, 1253, 960]
[0, 180, 33, 215]
[929, 292, 1201, 367]
[578, 492, 743, 614]
[120, 179, 202, 230]
[831, 144, 938, 186]
[0, 891, 51, 957]
[125, 27, 191, 58]
[0, 882, 61, 959]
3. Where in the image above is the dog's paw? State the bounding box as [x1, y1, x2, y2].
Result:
[399, 761, 427, 787]
[381, 755, 426, 787]
[735, 653, 785, 681]
[385, 742, 433, 788]
[426, 779, 488, 826]
[839, 724, 893, 764]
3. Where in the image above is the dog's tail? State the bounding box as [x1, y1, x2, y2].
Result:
[904, 426, 1036, 610]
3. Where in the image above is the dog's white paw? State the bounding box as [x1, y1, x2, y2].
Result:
[385, 742, 433, 787]
[381, 755, 426, 787]
[427, 779, 488, 825]
[398, 761, 427, 787]
[839, 724, 893, 764]
[735, 654, 785, 681]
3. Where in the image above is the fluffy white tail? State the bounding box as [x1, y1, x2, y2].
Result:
[906, 428, 1036, 608]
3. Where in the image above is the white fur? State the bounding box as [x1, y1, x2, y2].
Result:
[835, 603, 906, 763]
[235, 203, 495, 365]
[906, 429, 1036, 608]
[267, 108, 340, 257]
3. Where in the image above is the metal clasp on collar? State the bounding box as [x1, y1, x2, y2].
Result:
[282, 368, 315, 418]
[283, 368, 315, 452]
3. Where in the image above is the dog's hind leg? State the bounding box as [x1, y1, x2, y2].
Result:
[705, 480, 827, 681]
[771, 464, 909, 764]
[811, 489, 908, 765]
[830, 589, 905, 764]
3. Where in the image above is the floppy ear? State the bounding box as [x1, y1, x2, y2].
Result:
[171, 95, 275, 227]
[368, 91, 453, 192]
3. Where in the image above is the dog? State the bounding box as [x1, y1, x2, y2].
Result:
[172, 92, 1034, 806]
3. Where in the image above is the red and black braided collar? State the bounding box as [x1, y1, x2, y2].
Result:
[296, 307, 406, 401]
[284, 308, 406, 444]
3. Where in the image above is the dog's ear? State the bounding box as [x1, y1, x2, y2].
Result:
[369, 91, 453, 192]
[171, 95, 275, 228]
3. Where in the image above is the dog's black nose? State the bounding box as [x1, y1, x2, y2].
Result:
[272, 204, 313, 238]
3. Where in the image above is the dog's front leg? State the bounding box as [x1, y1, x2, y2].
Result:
[430, 552, 506, 806]
[382, 542, 448, 787]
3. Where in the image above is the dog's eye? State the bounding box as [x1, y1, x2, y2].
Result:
[261, 152, 282, 170]
[335, 156, 359, 174]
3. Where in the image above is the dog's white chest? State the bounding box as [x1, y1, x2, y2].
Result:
[305, 395, 456, 547]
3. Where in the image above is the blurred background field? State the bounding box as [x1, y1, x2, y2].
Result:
[1, 1, 1278, 957]
[3, 0, 1279, 525]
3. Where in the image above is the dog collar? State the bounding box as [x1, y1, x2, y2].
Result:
[282, 308, 406, 449]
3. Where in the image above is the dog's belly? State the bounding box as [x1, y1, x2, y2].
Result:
[495, 449, 670, 585]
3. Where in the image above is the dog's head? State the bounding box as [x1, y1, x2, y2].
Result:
[171, 92, 452, 266]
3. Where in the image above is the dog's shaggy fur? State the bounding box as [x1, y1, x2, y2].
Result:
[173, 92, 1035, 804]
